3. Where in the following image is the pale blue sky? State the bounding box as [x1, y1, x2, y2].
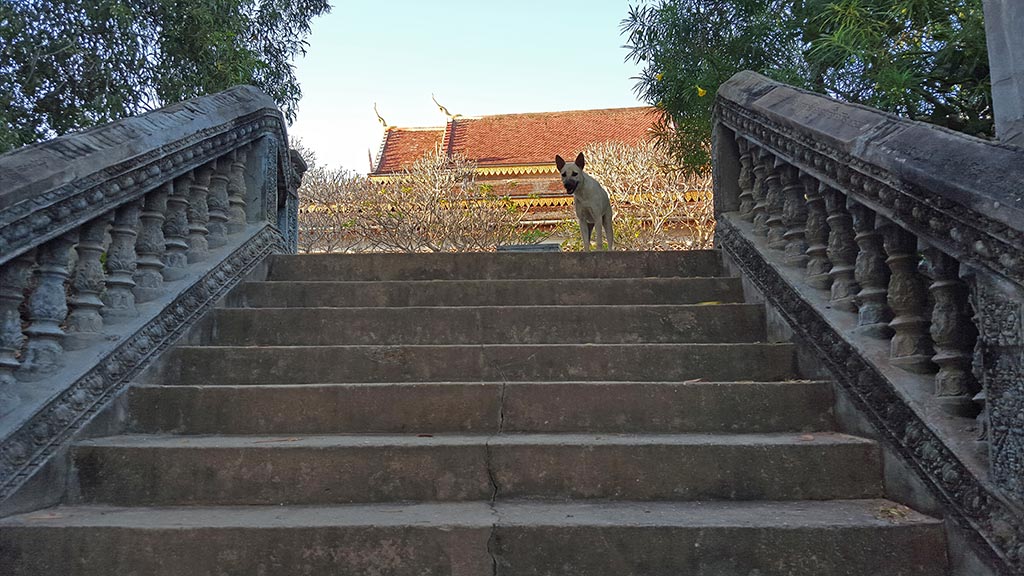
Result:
[288, 1, 648, 173]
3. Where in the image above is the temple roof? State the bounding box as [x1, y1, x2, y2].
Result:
[371, 106, 658, 176]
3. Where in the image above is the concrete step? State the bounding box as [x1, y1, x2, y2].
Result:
[129, 380, 835, 435]
[265, 250, 723, 281]
[0, 500, 947, 576]
[157, 343, 798, 385]
[231, 277, 746, 308]
[209, 304, 767, 345]
[72, 432, 881, 505]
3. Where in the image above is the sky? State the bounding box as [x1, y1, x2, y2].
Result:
[287, 1, 649, 174]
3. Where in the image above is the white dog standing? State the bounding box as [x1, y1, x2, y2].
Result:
[556, 152, 613, 251]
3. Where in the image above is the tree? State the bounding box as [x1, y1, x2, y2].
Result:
[0, 0, 330, 154]
[622, 0, 991, 170]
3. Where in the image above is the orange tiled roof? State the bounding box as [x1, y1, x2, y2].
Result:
[371, 106, 658, 175]
[373, 127, 444, 174]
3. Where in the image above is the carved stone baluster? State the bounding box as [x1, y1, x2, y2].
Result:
[848, 199, 892, 336]
[780, 164, 809, 266]
[102, 200, 142, 321]
[764, 159, 787, 249]
[227, 147, 249, 233]
[920, 246, 977, 414]
[0, 252, 35, 405]
[823, 186, 858, 311]
[134, 184, 169, 302]
[206, 157, 231, 248]
[736, 139, 755, 220]
[65, 215, 112, 350]
[802, 174, 831, 289]
[18, 233, 77, 380]
[162, 173, 191, 280]
[187, 165, 213, 263]
[750, 149, 770, 237]
[878, 218, 934, 372]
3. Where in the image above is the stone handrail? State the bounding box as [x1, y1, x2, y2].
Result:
[0, 86, 301, 505]
[713, 71, 1024, 573]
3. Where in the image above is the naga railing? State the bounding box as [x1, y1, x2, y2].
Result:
[0, 86, 302, 508]
[713, 71, 1024, 574]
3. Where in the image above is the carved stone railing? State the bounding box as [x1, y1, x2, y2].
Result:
[0, 86, 302, 506]
[713, 71, 1024, 574]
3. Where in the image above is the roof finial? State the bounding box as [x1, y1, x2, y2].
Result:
[432, 94, 461, 119]
[374, 103, 390, 130]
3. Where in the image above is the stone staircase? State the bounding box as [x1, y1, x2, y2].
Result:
[0, 251, 948, 575]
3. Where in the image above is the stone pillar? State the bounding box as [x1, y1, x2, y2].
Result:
[983, 0, 1024, 145]
[0, 252, 34, 409]
[18, 234, 77, 380]
[65, 215, 112, 349]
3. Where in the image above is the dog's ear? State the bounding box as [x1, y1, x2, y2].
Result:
[555, 155, 565, 171]
[574, 152, 585, 170]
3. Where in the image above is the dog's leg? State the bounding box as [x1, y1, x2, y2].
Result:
[580, 219, 592, 252]
[593, 215, 604, 251]
[604, 211, 614, 251]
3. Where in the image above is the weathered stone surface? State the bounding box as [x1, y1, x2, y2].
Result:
[0, 500, 946, 576]
[265, 250, 723, 281]
[161, 343, 798, 385]
[128, 380, 834, 435]
[233, 276, 746, 308]
[209, 304, 767, 345]
[983, 0, 1024, 145]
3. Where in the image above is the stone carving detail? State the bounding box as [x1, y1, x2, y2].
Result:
[920, 246, 978, 415]
[206, 156, 231, 248]
[750, 148, 770, 236]
[65, 215, 112, 350]
[822, 186, 859, 311]
[969, 274, 1024, 503]
[227, 147, 249, 233]
[763, 160, 787, 249]
[736, 138, 755, 220]
[187, 165, 213, 263]
[718, 218, 1023, 574]
[780, 165, 809, 267]
[848, 200, 892, 337]
[133, 184, 169, 303]
[17, 234, 77, 380]
[802, 174, 832, 289]
[0, 226, 284, 502]
[102, 201, 142, 321]
[879, 218, 935, 372]
[0, 253, 35, 405]
[162, 174, 192, 280]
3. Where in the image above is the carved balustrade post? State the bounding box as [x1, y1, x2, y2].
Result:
[102, 200, 142, 321]
[17, 234, 77, 380]
[134, 184, 169, 302]
[847, 200, 892, 337]
[780, 164, 809, 267]
[736, 139, 755, 220]
[206, 157, 231, 248]
[822, 186, 858, 311]
[968, 272, 1024, 500]
[65, 215, 111, 350]
[187, 165, 213, 263]
[802, 174, 831, 289]
[227, 147, 249, 233]
[764, 158, 787, 249]
[919, 246, 977, 415]
[162, 173, 191, 280]
[876, 218, 935, 372]
[0, 252, 35, 404]
[751, 149, 770, 237]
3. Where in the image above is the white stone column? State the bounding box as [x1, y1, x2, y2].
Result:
[983, 0, 1024, 145]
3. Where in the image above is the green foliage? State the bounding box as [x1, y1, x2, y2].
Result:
[0, 0, 330, 154]
[622, 0, 991, 170]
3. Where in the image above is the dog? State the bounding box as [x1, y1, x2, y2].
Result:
[556, 152, 613, 251]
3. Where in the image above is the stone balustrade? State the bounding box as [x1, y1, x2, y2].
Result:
[713, 71, 1024, 573]
[0, 86, 303, 505]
